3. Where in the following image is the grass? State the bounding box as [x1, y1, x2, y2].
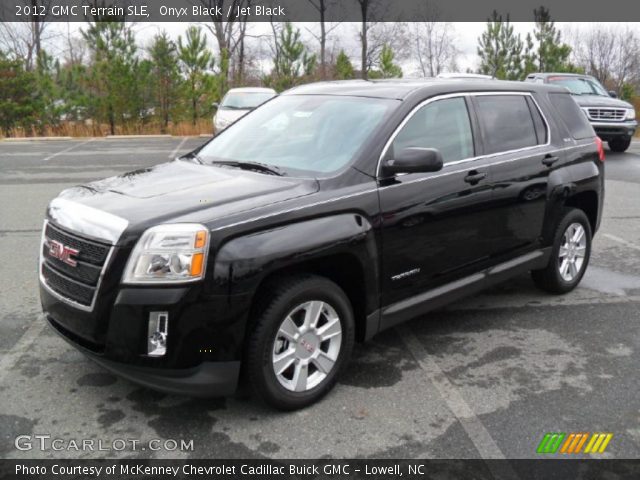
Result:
[2, 119, 214, 139]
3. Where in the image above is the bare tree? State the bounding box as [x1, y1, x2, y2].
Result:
[196, 0, 250, 93]
[361, 22, 407, 74]
[410, 7, 458, 77]
[572, 25, 640, 94]
[305, 0, 340, 79]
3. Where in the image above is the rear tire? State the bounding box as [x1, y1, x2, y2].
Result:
[608, 137, 631, 152]
[531, 209, 592, 294]
[245, 275, 355, 410]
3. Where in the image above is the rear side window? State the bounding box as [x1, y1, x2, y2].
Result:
[475, 95, 538, 154]
[526, 97, 548, 144]
[549, 93, 594, 140]
[391, 97, 474, 164]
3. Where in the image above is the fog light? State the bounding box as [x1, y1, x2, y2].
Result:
[148, 312, 168, 357]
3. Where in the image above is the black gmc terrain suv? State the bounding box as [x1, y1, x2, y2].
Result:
[40, 80, 604, 410]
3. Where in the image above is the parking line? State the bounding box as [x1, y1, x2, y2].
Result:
[168, 137, 188, 159]
[603, 233, 640, 252]
[0, 317, 46, 385]
[397, 325, 512, 459]
[43, 138, 95, 161]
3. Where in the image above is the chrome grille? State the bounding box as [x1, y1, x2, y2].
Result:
[40, 221, 112, 310]
[587, 108, 626, 121]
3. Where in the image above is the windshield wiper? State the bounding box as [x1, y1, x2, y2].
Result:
[210, 160, 284, 176]
[180, 152, 205, 164]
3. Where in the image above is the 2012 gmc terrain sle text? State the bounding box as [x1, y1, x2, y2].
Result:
[40, 80, 604, 410]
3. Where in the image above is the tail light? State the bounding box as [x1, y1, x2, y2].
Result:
[595, 137, 605, 162]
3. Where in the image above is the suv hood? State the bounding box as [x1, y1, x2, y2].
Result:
[572, 94, 633, 109]
[50, 159, 318, 244]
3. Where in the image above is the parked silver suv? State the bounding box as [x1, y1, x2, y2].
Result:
[525, 73, 637, 152]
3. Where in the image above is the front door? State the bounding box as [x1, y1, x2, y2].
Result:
[377, 95, 496, 307]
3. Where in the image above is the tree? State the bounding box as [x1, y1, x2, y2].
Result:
[573, 25, 640, 96]
[0, 1, 53, 71]
[335, 50, 354, 79]
[82, 20, 139, 134]
[522, 7, 575, 77]
[369, 44, 402, 78]
[198, 0, 249, 97]
[34, 50, 62, 133]
[305, 0, 340, 79]
[477, 11, 523, 80]
[149, 32, 181, 132]
[266, 22, 316, 91]
[178, 26, 214, 125]
[0, 55, 38, 136]
[356, 0, 370, 79]
[411, 19, 458, 77]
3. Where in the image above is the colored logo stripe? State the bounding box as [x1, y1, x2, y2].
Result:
[537, 433, 565, 453]
[538, 433, 612, 454]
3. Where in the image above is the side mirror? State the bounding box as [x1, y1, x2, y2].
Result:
[608, 90, 618, 98]
[383, 147, 444, 175]
[212, 102, 219, 109]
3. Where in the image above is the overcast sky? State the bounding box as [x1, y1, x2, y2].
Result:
[38, 22, 629, 75]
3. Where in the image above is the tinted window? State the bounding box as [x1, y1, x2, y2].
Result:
[475, 95, 538, 154]
[526, 97, 548, 144]
[391, 97, 473, 164]
[549, 93, 594, 140]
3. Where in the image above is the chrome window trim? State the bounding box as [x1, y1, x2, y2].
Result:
[376, 91, 552, 178]
[39, 219, 115, 312]
[376, 143, 592, 191]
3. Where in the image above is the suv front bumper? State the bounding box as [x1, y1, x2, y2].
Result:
[41, 280, 251, 397]
[591, 120, 637, 140]
[47, 313, 239, 397]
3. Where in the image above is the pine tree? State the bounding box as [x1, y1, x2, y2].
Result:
[0, 55, 38, 136]
[370, 44, 402, 79]
[532, 7, 575, 74]
[178, 26, 213, 126]
[268, 23, 317, 91]
[335, 50, 354, 79]
[477, 11, 523, 80]
[149, 32, 180, 132]
[82, 21, 139, 134]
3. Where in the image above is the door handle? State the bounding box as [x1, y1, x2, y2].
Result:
[542, 154, 559, 166]
[464, 171, 487, 184]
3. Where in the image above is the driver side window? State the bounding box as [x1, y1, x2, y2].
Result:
[391, 97, 474, 164]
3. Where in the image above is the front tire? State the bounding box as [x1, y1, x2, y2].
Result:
[608, 137, 631, 152]
[532, 209, 592, 294]
[246, 275, 355, 410]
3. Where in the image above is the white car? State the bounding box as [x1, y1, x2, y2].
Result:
[213, 87, 277, 133]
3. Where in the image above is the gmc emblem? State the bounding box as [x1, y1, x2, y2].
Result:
[48, 239, 79, 267]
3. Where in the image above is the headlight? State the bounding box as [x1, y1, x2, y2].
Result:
[626, 108, 636, 120]
[122, 224, 209, 284]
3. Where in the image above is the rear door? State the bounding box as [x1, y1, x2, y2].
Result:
[472, 93, 558, 258]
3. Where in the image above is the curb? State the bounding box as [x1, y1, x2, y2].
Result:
[2, 136, 73, 142]
[199, 134, 214, 138]
[105, 134, 173, 139]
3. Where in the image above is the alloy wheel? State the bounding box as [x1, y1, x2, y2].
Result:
[272, 301, 342, 392]
[557, 222, 587, 282]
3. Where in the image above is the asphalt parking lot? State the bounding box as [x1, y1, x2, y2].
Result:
[1, 137, 639, 460]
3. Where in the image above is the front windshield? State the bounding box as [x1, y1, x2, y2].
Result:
[198, 95, 398, 175]
[547, 76, 609, 96]
[220, 92, 276, 110]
